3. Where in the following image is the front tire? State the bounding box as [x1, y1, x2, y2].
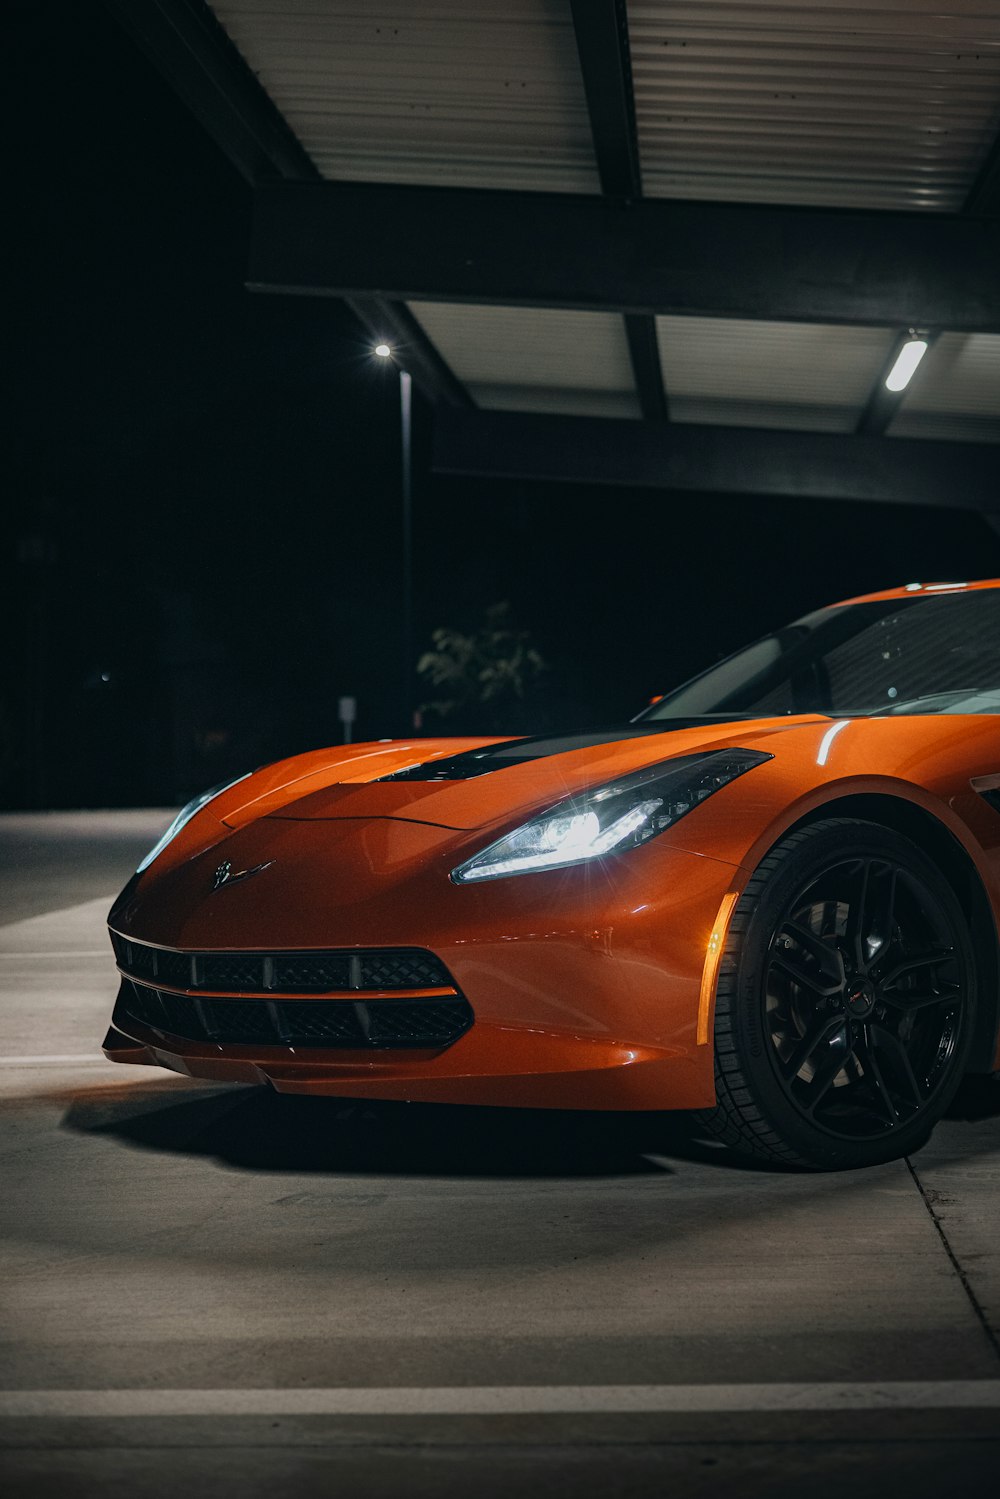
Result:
[697, 818, 976, 1170]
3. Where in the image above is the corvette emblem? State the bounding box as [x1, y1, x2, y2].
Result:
[211, 859, 274, 892]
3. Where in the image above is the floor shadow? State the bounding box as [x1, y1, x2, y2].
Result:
[58, 1070, 1000, 1180]
[60, 1083, 767, 1179]
[945, 1072, 1000, 1121]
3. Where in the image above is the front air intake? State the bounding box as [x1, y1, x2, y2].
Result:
[110, 934, 472, 1051]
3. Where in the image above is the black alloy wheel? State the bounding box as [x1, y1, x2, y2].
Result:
[698, 818, 976, 1170]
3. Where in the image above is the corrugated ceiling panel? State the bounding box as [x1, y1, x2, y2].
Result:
[408, 303, 641, 418]
[889, 334, 1000, 442]
[211, 0, 598, 191]
[656, 317, 892, 431]
[630, 2, 1000, 210]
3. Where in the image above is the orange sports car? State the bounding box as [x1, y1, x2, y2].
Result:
[104, 580, 1000, 1170]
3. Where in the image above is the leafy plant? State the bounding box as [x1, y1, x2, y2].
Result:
[417, 602, 546, 730]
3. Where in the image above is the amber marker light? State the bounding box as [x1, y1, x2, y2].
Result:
[697, 890, 741, 1044]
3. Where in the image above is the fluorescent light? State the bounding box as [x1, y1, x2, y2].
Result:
[885, 339, 928, 393]
[374, 343, 392, 358]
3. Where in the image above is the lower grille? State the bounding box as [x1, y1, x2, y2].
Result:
[110, 934, 452, 995]
[121, 980, 472, 1050]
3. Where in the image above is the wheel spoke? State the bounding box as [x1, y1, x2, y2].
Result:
[769, 951, 843, 999]
[781, 1013, 847, 1080]
[870, 1022, 924, 1108]
[879, 949, 955, 988]
[857, 1026, 899, 1126]
[846, 858, 896, 972]
[777, 920, 846, 986]
[844, 858, 871, 971]
[880, 984, 962, 1013]
[801, 1041, 854, 1115]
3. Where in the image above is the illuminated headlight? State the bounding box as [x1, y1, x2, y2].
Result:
[451, 749, 772, 884]
[136, 772, 252, 874]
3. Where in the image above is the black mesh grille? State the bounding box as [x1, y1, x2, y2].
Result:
[109, 936, 192, 989]
[205, 998, 279, 1043]
[367, 999, 473, 1046]
[201, 956, 270, 992]
[361, 952, 451, 989]
[280, 1001, 367, 1044]
[111, 937, 453, 995]
[273, 955, 352, 992]
[124, 984, 164, 1029]
[159, 993, 202, 1037]
[157, 951, 194, 987]
[121, 981, 471, 1050]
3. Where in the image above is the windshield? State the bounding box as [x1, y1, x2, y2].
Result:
[638, 590, 1000, 721]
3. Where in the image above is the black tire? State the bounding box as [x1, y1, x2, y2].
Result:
[696, 818, 976, 1170]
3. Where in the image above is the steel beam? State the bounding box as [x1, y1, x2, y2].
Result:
[248, 181, 1000, 331]
[624, 315, 669, 422]
[570, 0, 642, 199]
[103, 0, 317, 184]
[569, 1, 668, 422]
[965, 133, 1000, 217]
[104, 0, 470, 405]
[432, 408, 1000, 510]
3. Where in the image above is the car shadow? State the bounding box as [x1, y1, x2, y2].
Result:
[58, 1071, 1000, 1181]
[59, 1082, 769, 1178]
[945, 1072, 1000, 1120]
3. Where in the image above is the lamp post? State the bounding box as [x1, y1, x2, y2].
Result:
[375, 345, 414, 735]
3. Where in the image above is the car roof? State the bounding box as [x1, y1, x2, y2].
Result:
[834, 578, 1000, 607]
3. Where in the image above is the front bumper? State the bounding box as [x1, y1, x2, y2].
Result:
[105, 817, 742, 1110]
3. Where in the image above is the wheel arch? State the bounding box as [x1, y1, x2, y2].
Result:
[784, 792, 1000, 1073]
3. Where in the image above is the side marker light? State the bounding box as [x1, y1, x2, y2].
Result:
[698, 890, 741, 1045]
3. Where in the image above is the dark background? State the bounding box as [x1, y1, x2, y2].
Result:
[7, 0, 999, 810]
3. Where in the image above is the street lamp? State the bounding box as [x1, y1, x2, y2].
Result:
[374, 344, 414, 735]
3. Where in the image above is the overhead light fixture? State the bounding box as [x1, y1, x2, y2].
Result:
[374, 343, 392, 358]
[884, 337, 928, 393]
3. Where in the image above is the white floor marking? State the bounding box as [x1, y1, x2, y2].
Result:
[0, 1054, 108, 1067]
[3, 1383, 1000, 1419]
[0, 952, 108, 958]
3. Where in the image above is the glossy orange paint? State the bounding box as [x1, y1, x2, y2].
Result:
[104, 582, 1000, 1105]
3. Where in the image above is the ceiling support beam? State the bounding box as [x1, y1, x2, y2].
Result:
[103, 0, 470, 405]
[248, 181, 1000, 332]
[571, 1, 668, 421]
[624, 315, 668, 422]
[432, 408, 1000, 511]
[103, 0, 317, 184]
[856, 329, 938, 437]
[965, 133, 1000, 217]
[570, 0, 642, 198]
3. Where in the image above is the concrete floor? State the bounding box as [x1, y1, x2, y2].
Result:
[1, 811, 999, 1497]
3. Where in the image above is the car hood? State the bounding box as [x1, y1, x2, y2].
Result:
[223, 717, 830, 834]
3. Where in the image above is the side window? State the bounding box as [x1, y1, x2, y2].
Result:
[823, 598, 1000, 712]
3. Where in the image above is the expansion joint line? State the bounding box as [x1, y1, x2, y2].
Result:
[905, 1156, 1000, 1364]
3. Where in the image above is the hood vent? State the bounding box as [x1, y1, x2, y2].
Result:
[378, 723, 716, 782]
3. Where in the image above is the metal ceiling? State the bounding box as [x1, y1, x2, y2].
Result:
[408, 302, 640, 418]
[889, 333, 1000, 441]
[629, 1, 1000, 211]
[140, 0, 999, 469]
[655, 317, 892, 431]
[211, 1, 599, 191]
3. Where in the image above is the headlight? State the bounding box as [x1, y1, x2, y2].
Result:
[136, 772, 252, 873]
[451, 749, 771, 884]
